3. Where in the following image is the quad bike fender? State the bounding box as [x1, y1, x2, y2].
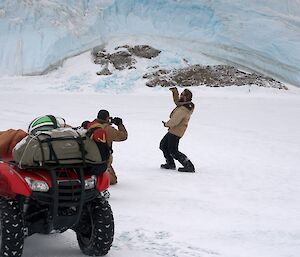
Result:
[0, 162, 32, 198]
[96, 170, 110, 192]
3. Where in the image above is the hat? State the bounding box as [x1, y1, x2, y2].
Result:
[183, 89, 193, 101]
[97, 109, 110, 120]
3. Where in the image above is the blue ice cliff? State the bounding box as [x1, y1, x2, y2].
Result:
[0, 0, 299, 86]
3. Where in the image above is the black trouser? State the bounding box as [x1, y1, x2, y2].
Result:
[159, 132, 189, 166]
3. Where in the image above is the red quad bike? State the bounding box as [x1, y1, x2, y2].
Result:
[0, 159, 114, 257]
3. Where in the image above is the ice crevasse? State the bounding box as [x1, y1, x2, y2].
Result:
[0, 0, 299, 86]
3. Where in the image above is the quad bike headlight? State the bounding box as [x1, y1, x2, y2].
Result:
[25, 177, 50, 192]
[85, 175, 97, 190]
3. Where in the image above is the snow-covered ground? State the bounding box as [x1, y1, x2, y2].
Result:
[0, 45, 300, 257]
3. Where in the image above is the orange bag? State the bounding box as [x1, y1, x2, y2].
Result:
[0, 129, 27, 159]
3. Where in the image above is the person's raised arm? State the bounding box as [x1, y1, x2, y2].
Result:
[110, 118, 128, 142]
[169, 87, 180, 106]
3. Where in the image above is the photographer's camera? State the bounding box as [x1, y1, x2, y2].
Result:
[110, 117, 122, 126]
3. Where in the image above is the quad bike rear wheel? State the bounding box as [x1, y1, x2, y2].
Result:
[76, 197, 114, 256]
[0, 197, 25, 257]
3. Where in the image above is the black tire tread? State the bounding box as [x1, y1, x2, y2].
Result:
[0, 197, 24, 257]
[77, 197, 114, 256]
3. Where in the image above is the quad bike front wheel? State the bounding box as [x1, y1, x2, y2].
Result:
[0, 197, 25, 257]
[76, 197, 114, 256]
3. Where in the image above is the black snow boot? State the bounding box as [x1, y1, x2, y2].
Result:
[161, 158, 176, 170]
[178, 160, 195, 173]
[160, 163, 176, 170]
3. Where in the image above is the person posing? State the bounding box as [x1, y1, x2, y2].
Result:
[160, 87, 195, 172]
[83, 109, 128, 184]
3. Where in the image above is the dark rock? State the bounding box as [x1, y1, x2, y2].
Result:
[128, 45, 161, 59]
[94, 51, 110, 65]
[144, 69, 169, 79]
[109, 51, 136, 70]
[146, 78, 176, 87]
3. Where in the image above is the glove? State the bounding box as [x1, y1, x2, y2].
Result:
[112, 117, 123, 126]
[162, 121, 167, 127]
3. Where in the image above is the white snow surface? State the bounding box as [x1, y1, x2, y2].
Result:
[0, 40, 300, 257]
[0, 0, 300, 86]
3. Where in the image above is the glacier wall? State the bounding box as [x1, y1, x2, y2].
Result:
[0, 0, 299, 86]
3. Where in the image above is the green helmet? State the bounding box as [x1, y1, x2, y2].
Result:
[28, 115, 65, 135]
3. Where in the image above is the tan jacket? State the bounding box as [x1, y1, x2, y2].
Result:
[87, 120, 128, 149]
[165, 89, 194, 138]
[104, 124, 128, 148]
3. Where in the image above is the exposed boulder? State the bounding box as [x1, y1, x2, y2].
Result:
[115, 45, 161, 59]
[94, 50, 136, 71]
[109, 51, 136, 70]
[93, 44, 161, 74]
[127, 45, 161, 59]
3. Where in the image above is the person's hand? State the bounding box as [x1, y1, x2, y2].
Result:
[112, 117, 123, 126]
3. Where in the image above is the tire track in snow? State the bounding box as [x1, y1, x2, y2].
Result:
[113, 229, 219, 257]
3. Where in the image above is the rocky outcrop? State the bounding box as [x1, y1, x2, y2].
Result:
[144, 65, 287, 90]
[94, 45, 161, 72]
[92, 44, 287, 90]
